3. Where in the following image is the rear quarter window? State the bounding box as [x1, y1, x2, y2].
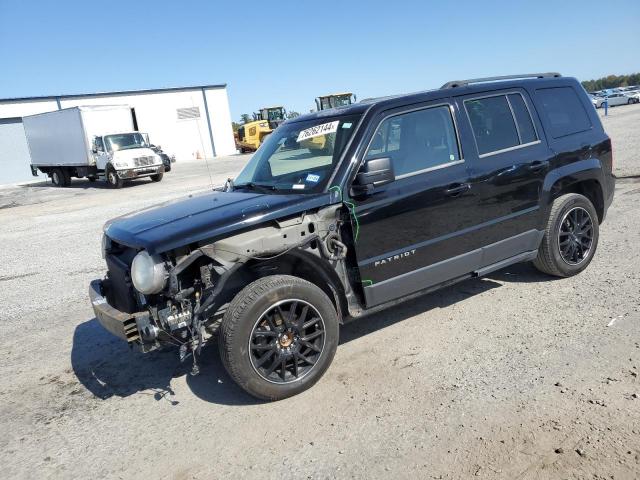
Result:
[535, 87, 592, 138]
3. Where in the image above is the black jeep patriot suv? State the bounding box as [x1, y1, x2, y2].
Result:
[90, 73, 614, 400]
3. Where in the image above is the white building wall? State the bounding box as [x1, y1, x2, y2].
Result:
[0, 99, 59, 118]
[60, 89, 219, 160]
[204, 87, 236, 156]
[0, 86, 236, 166]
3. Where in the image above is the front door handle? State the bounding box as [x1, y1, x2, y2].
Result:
[444, 183, 471, 197]
[527, 160, 549, 172]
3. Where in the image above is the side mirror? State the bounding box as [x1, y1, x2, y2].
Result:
[351, 157, 394, 195]
[92, 148, 98, 154]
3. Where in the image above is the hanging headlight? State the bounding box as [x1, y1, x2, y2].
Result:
[131, 251, 167, 294]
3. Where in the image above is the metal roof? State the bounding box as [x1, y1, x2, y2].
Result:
[0, 83, 227, 103]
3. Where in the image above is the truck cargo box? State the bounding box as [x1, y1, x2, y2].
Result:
[23, 106, 133, 167]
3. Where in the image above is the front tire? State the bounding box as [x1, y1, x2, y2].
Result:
[106, 166, 123, 189]
[219, 275, 339, 401]
[533, 193, 599, 277]
[150, 171, 164, 182]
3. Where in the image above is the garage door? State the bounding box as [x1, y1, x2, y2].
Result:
[0, 117, 39, 185]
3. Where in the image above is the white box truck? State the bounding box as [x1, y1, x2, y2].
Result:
[23, 105, 164, 188]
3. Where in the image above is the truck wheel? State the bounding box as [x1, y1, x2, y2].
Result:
[150, 171, 164, 182]
[61, 169, 72, 187]
[106, 166, 123, 189]
[219, 275, 339, 401]
[51, 169, 66, 187]
[533, 193, 599, 277]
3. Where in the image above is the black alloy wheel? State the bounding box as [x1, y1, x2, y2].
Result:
[249, 299, 326, 384]
[533, 193, 599, 277]
[558, 206, 594, 265]
[219, 275, 339, 400]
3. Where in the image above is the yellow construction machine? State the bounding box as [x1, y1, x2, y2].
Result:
[236, 106, 286, 152]
[298, 94, 356, 153]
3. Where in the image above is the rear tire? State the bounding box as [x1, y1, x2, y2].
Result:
[218, 275, 339, 401]
[533, 193, 599, 277]
[51, 169, 66, 187]
[61, 169, 71, 187]
[106, 166, 123, 189]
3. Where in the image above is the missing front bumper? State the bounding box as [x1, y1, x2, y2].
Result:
[89, 279, 147, 344]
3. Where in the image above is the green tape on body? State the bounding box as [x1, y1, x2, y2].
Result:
[329, 185, 360, 242]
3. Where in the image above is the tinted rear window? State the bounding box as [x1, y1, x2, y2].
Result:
[465, 96, 519, 155]
[535, 87, 591, 138]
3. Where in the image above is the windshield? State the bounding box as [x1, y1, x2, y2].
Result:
[234, 114, 361, 194]
[266, 109, 284, 121]
[333, 95, 353, 107]
[105, 133, 148, 152]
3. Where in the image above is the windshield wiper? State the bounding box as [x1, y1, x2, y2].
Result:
[234, 182, 278, 192]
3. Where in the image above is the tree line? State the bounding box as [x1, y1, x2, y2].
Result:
[581, 73, 640, 92]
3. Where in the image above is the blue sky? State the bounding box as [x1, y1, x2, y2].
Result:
[1, 0, 638, 120]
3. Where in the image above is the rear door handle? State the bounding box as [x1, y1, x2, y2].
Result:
[444, 183, 471, 197]
[527, 160, 549, 172]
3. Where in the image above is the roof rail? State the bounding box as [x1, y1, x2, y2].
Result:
[441, 72, 561, 89]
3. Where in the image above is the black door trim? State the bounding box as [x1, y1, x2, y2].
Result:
[363, 229, 543, 307]
[358, 206, 539, 267]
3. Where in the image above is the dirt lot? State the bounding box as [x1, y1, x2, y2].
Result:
[0, 105, 639, 479]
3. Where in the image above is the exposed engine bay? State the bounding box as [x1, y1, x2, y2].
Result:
[99, 205, 361, 375]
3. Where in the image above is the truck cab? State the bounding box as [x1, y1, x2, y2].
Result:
[92, 132, 164, 188]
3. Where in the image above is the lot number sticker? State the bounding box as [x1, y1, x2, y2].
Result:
[297, 121, 339, 142]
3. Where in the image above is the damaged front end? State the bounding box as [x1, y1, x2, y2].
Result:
[89, 205, 358, 374]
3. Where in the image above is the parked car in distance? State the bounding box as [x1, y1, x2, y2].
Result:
[625, 90, 640, 103]
[149, 144, 175, 173]
[593, 92, 639, 108]
[90, 73, 614, 400]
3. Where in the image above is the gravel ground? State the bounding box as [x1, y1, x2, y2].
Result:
[598, 103, 640, 178]
[0, 112, 639, 480]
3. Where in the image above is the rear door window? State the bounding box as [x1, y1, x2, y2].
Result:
[535, 87, 592, 138]
[464, 96, 520, 155]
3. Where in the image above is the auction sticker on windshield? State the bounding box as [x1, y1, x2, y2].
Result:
[297, 121, 339, 142]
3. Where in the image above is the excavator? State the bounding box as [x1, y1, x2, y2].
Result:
[236, 106, 286, 152]
[315, 93, 357, 111]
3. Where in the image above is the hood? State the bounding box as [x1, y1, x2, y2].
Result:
[105, 190, 331, 254]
